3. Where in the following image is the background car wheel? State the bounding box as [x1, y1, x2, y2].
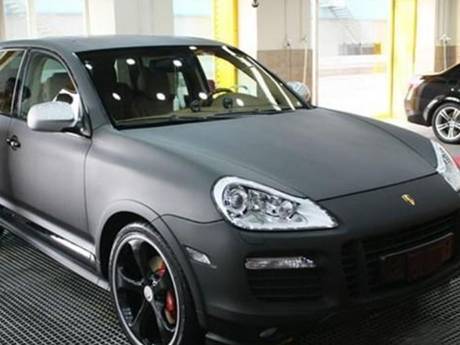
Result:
[109, 222, 203, 345]
[432, 102, 460, 144]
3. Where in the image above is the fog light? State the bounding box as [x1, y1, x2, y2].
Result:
[185, 247, 212, 265]
[245, 256, 316, 270]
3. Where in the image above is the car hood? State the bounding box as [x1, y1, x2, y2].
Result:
[122, 109, 436, 200]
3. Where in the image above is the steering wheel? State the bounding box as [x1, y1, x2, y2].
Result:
[209, 88, 234, 99]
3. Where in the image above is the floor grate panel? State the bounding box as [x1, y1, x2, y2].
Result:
[1, 232, 460, 345]
[0, 232, 129, 345]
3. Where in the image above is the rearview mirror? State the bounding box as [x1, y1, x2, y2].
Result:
[287, 81, 311, 103]
[27, 101, 76, 132]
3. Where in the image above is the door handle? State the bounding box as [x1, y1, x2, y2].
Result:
[6, 135, 21, 150]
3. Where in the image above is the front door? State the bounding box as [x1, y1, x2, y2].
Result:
[7, 50, 91, 241]
[0, 49, 25, 203]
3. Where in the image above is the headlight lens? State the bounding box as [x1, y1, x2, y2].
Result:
[432, 141, 460, 192]
[212, 177, 338, 231]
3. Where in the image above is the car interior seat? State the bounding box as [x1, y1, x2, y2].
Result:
[131, 66, 174, 118]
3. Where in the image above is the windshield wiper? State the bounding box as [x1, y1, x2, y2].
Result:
[213, 107, 295, 117]
[118, 108, 296, 129]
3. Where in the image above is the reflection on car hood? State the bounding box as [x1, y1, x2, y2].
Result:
[123, 109, 436, 200]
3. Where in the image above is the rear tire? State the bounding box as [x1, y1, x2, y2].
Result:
[432, 102, 460, 144]
[108, 222, 203, 345]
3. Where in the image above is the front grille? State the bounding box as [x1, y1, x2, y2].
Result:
[342, 242, 360, 297]
[247, 268, 322, 302]
[343, 214, 459, 297]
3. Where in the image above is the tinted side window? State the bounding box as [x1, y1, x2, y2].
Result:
[453, 65, 460, 79]
[20, 52, 80, 120]
[0, 50, 24, 115]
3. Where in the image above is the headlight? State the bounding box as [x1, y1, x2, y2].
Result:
[432, 141, 460, 192]
[212, 177, 338, 231]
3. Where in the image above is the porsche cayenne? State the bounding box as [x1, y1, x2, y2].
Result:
[0, 36, 459, 345]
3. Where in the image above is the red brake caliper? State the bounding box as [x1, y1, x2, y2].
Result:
[153, 260, 177, 325]
[165, 290, 177, 324]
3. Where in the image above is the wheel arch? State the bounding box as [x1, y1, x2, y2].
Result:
[95, 200, 160, 279]
[425, 96, 460, 124]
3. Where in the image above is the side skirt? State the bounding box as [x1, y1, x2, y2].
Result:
[0, 206, 109, 291]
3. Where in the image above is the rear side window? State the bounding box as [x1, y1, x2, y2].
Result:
[0, 50, 24, 115]
[452, 65, 460, 79]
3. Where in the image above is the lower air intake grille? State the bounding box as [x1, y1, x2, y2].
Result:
[247, 268, 322, 302]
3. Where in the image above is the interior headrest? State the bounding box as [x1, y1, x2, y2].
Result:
[43, 73, 73, 100]
[137, 67, 171, 98]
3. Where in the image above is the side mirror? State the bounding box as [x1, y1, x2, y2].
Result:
[27, 101, 76, 132]
[287, 81, 311, 103]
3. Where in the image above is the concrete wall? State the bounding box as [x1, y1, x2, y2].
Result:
[256, 0, 312, 85]
[435, 0, 460, 71]
[258, 49, 313, 84]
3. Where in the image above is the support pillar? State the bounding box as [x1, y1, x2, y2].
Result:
[0, 0, 6, 40]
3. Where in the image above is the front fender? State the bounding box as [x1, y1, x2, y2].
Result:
[151, 216, 208, 329]
[94, 199, 159, 260]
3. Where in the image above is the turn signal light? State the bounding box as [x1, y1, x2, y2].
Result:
[185, 247, 212, 266]
[454, 156, 460, 168]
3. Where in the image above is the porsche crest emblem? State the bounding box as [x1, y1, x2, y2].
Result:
[401, 194, 416, 206]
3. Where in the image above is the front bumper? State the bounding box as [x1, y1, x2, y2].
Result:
[162, 174, 460, 344]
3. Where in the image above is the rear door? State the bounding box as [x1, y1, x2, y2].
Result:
[0, 49, 25, 203]
[7, 50, 91, 241]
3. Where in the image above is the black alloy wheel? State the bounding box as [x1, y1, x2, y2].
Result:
[109, 223, 202, 345]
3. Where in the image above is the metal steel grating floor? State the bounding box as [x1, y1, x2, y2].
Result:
[1, 231, 460, 345]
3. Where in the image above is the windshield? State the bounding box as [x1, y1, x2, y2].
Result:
[78, 45, 305, 128]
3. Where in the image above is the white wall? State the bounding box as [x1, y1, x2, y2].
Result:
[85, 0, 115, 35]
[85, 0, 174, 36]
[238, 0, 257, 57]
[257, 0, 310, 51]
[174, 16, 212, 38]
[414, 0, 436, 74]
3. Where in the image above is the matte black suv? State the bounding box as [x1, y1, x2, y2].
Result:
[405, 63, 460, 143]
[0, 36, 460, 345]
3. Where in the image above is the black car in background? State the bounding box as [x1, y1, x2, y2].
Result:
[405, 63, 460, 143]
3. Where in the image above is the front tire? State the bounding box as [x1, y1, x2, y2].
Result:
[109, 222, 203, 345]
[432, 102, 460, 144]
